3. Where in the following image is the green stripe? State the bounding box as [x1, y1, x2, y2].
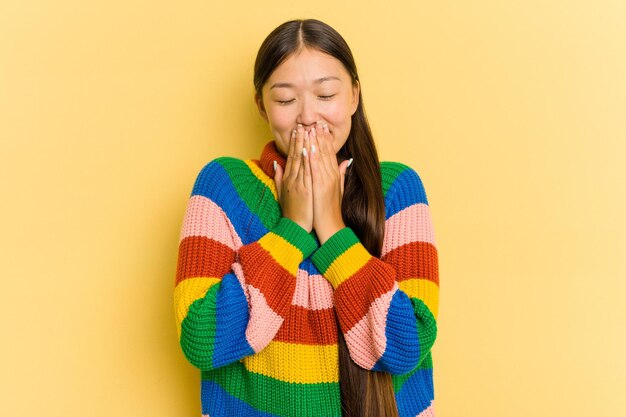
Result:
[412, 297, 438, 365]
[216, 157, 321, 246]
[202, 361, 342, 416]
[180, 284, 220, 370]
[272, 216, 318, 259]
[392, 352, 433, 393]
[380, 161, 411, 198]
[215, 158, 411, 232]
[310, 227, 359, 274]
[216, 157, 281, 228]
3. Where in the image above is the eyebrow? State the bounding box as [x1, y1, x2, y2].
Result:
[269, 76, 341, 90]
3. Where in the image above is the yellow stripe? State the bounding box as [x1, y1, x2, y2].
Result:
[258, 232, 302, 273]
[173, 277, 221, 337]
[398, 278, 439, 320]
[243, 340, 339, 383]
[245, 159, 278, 200]
[325, 243, 370, 288]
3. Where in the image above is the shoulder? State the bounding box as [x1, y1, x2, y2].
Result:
[191, 156, 250, 197]
[380, 160, 430, 215]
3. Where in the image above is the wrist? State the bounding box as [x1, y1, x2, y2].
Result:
[284, 215, 312, 233]
[316, 221, 346, 245]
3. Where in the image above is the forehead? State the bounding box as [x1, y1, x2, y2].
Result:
[266, 48, 350, 87]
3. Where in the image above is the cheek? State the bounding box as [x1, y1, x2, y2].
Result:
[266, 107, 293, 131]
[265, 107, 294, 155]
[324, 101, 353, 127]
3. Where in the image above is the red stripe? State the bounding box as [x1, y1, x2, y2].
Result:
[239, 242, 298, 316]
[334, 257, 396, 331]
[382, 241, 439, 285]
[275, 305, 338, 345]
[175, 236, 234, 285]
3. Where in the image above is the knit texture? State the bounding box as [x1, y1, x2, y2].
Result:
[174, 140, 439, 417]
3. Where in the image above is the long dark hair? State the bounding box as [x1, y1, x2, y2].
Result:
[253, 19, 398, 417]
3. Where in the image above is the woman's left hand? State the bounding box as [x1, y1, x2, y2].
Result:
[308, 121, 352, 244]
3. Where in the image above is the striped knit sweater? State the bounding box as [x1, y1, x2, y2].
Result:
[174, 140, 439, 417]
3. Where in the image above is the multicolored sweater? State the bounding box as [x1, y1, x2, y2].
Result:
[174, 140, 439, 417]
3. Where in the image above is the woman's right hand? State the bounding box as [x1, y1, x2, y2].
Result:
[273, 124, 314, 233]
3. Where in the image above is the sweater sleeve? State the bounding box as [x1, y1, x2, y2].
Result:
[310, 163, 439, 375]
[174, 159, 318, 371]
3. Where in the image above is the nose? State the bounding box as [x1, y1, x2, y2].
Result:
[296, 96, 320, 131]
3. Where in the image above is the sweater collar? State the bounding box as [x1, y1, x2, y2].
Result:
[256, 140, 286, 178]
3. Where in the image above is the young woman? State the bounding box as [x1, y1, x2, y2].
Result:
[174, 18, 439, 417]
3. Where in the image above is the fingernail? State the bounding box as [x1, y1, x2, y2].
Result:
[323, 124, 329, 133]
[347, 158, 353, 167]
[302, 147, 308, 157]
[273, 160, 277, 171]
[311, 144, 316, 154]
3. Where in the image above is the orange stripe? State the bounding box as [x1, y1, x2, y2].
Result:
[382, 240, 439, 285]
[274, 305, 338, 345]
[334, 257, 396, 331]
[238, 241, 297, 315]
[175, 236, 235, 285]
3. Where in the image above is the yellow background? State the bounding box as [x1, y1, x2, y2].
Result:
[1, 1, 624, 416]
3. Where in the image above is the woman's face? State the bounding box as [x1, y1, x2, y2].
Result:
[256, 47, 360, 157]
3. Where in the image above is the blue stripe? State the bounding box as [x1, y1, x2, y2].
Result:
[385, 167, 429, 219]
[373, 290, 420, 374]
[394, 368, 435, 416]
[212, 272, 254, 368]
[201, 380, 280, 417]
[191, 158, 270, 245]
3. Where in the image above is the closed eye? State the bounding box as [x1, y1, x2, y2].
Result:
[275, 94, 336, 105]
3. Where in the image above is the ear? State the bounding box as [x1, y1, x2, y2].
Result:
[350, 80, 360, 116]
[255, 93, 268, 122]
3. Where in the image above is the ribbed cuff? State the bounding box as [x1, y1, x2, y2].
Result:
[311, 227, 361, 288]
[271, 217, 319, 260]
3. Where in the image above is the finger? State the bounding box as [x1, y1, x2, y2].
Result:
[274, 160, 283, 200]
[283, 128, 296, 178]
[301, 130, 311, 186]
[309, 126, 320, 183]
[320, 123, 332, 153]
[338, 159, 351, 196]
[304, 125, 310, 152]
[323, 124, 342, 185]
[316, 122, 333, 178]
[290, 124, 304, 179]
[322, 123, 336, 168]
[289, 124, 304, 178]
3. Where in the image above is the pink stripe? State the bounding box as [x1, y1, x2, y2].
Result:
[179, 195, 242, 249]
[291, 270, 334, 310]
[382, 204, 435, 256]
[245, 285, 284, 353]
[232, 262, 284, 353]
[416, 400, 436, 416]
[343, 283, 398, 369]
